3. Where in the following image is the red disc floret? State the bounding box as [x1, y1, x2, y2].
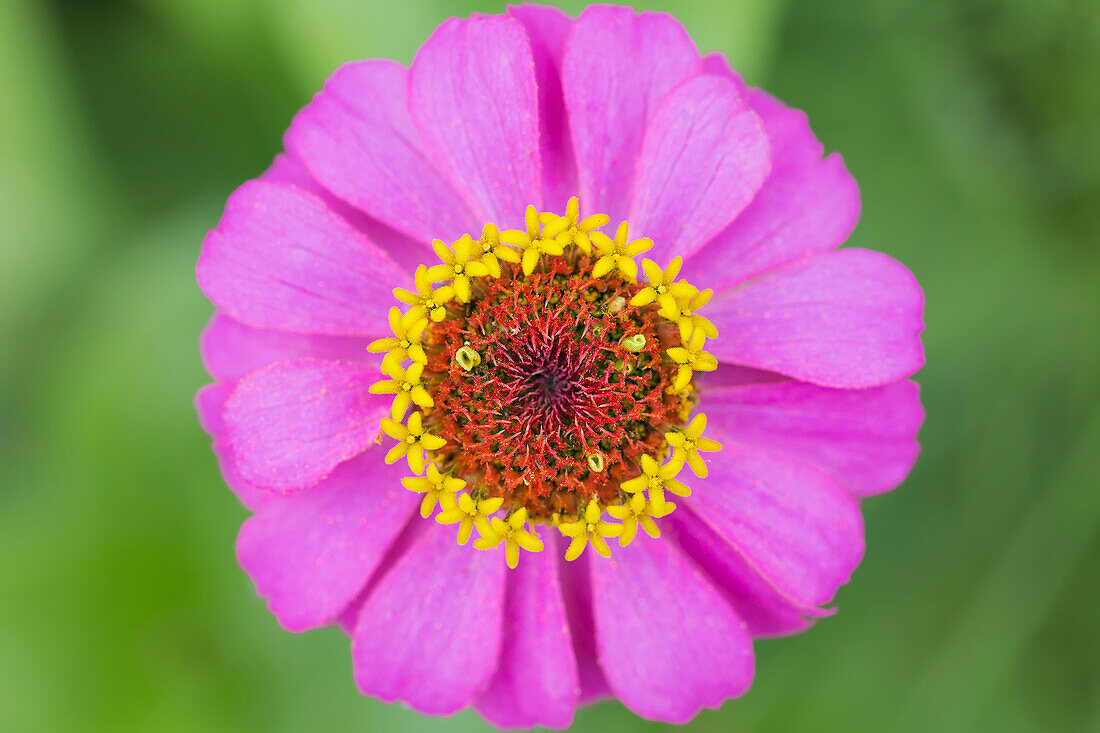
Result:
[422, 253, 689, 520]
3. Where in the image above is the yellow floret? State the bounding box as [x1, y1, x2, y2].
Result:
[630, 256, 693, 312]
[620, 454, 691, 511]
[659, 283, 719, 339]
[667, 323, 719, 391]
[539, 196, 609, 255]
[427, 236, 491, 302]
[380, 411, 446, 475]
[558, 500, 623, 560]
[665, 413, 723, 478]
[367, 307, 429, 372]
[606, 492, 675, 547]
[401, 463, 466, 518]
[474, 507, 545, 568]
[435, 492, 504, 545]
[368, 360, 434, 420]
[393, 264, 454, 322]
[590, 221, 652, 280]
[500, 204, 565, 276]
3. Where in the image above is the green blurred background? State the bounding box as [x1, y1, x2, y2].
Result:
[1, 0, 1098, 730]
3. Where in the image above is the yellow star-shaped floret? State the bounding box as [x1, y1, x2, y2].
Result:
[630, 256, 693, 311]
[659, 283, 719, 339]
[606, 492, 675, 547]
[474, 507, 545, 568]
[436, 492, 504, 545]
[368, 360, 434, 420]
[472, 223, 521, 277]
[367, 307, 428, 372]
[393, 264, 454, 323]
[590, 221, 653, 279]
[401, 463, 466, 518]
[558, 500, 623, 560]
[500, 205, 564, 276]
[539, 196, 609, 255]
[667, 324, 719, 391]
[427, 236, 491, 302]
[380, 411, 446, 475]
[620, 454, 691, 511]
[666, 413, 722, 478]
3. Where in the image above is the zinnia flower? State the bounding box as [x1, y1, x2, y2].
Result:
[195, 4, 925, 727]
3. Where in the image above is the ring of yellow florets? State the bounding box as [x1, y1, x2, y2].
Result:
[369, 197, 722, 568]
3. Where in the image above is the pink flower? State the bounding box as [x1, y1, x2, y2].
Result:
[195, 4, 924, 727]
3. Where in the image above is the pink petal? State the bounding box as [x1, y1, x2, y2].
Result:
[200, 312, 375, 384]
[196, 382, 231, 436]
[557, 538, 612, 704]
[686, 441, 865, 609]
[682, 87, 861, 290]
[707, 248, 926, 388]
[334, 517, 424, 636]
[701, 51, 748, 95]
[196, 382, 275, 510]
[261, 152, 430, 273]
[223, 360, 386, 492]
[409, 15, 542, 226]
[698, 363, 787, 389]
[196, 180, 406, 337]
[285, 60, 477, 244]
[665, 507, 824, 637]
[630, 74, 770, 262]
[704, 380, 924, 497]
[508, 4, 576, 211]
[212, 438, 276, 511]
[236, 451, 418, 632]
[590, 535, 754, 722]
[563, 5, 700, 223]
[476, 544, 579, 729]
[351, 525, 505, 715]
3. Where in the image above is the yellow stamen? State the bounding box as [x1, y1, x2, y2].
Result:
[380, 411, 447, 475]
[666, 323, 719, 391]
[474, 507, 544, 568]
[393, 264, 454, 322]
[367, 307, 429, 372]
[427, 236, 491, 302]
[659, 282, 719, 339]
[665, 413, 722, 478]
[402, 463, 466, 518]
[500, 204, 564, 276]
[630, 256, 693, 312]
[368, 360, 434, 420]
[474, 223, 521, 277]
[539, 196, 610, 255]
[606, 492, 675, 547]
[436, 492, 503, 545]
[620, 454, 691, 511]
[558, 500, 623, 560]
[590, 221, 652, 279]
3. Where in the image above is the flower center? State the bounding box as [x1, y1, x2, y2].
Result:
[370, 198, 723, 567]
[422, 252, 688, 521]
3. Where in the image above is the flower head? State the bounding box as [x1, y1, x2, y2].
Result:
[196, 4, 925, 728]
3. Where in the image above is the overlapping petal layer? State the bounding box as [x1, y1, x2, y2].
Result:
[706, 249, 925, 388]
[236, 452, 417, 631]
[223, 360, 387, 491]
